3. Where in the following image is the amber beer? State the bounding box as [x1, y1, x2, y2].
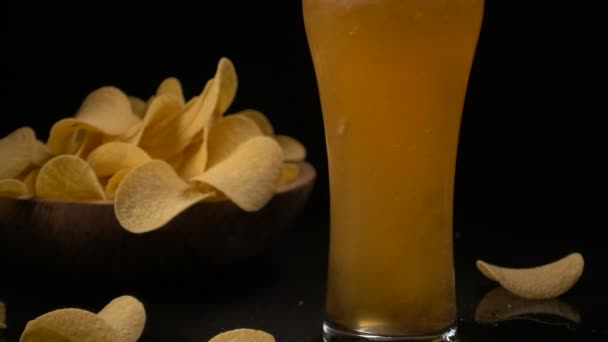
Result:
[303, 0, 484, 339]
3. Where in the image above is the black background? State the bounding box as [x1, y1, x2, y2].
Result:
[1, 1, 605, 251]
[1, 1, 607, 340]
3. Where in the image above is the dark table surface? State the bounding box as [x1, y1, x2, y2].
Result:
[1, 202, 606, 341]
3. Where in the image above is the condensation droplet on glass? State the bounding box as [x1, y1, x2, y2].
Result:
[337, 118, 350, 137]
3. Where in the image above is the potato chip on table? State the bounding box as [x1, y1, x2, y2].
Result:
[20, 295, 145, 342]
[477, 252, 584, 299]
[209, 328, 275, 342]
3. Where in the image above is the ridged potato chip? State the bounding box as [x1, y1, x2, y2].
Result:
[115, 159, 215, 233]
[105, 168, 132, 200]
[128, 96, 147, 118]
[20, 308, 119, 342]
[185, 79, 217, 139]
[75, 86, 140, 136]
[0, 127, 46, 179]
[118, 121, 145, 144]
[192, 136, 283, 212]
[23, 168, 40, 195]
[179, 114, 262, 181]
[47, 119, 93, 156]
[166, 152, 184, 170]
[215, 57, 238, 116]
[274, 135, 306, 162]
[87, 142, 151, 178]
[74, 131, 103, 159]
[206, 114, 262, 169]
[20, 295, 145, 342]
[145, 94, 185, 127]
[238, 109, 274, 136]
[129, 93, 183, 148]
[137, 80, 213, 159]
[175, 78, 222, 179]
[36, 155, 105, 201]
[178, 136, 208, 181]
[47, 86, 141, 155]
[31, 140, 52, 167]
[156, 77, 185, 105]
[279, 163, 300, 187]
[476, 252, 584, 299]
[97, 296, 146, 342]
[0, 179, 29, 198]
[209, 328, 275, 342]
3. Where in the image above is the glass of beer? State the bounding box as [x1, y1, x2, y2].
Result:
[303, 0, 484, 340]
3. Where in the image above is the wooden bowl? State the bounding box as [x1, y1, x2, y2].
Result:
[0, 162, 316, 281]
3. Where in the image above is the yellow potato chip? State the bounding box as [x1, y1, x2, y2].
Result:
[177, 136, 208, 181]
[138, 87, 210, 159]
[192, 136, 283, 212]
[274, 135, 306, 162]
[20, 327, 70, 341]
[166, 152, 184, 170]
[209, 328, 275, 342]
[31, 140, 52, 167]
[47, 122, 115, 158]
[97, 295, 146, 342]
[36, 155, 105, 201]
[87, 142, 151, 178]
[172, 79, 220, 179]
[238, 109, 275, 136]
[279, 163, 300, 187]
[74, 131, 103, 159]
[0, 301, 5, 329]
[156, 77, 185, 105]
[47, 86, 141, 156]
[206, 115, 263, 169]
[0, 179, 29, 198]
[128, 96, 147, 118]
[120, 94, 183, 147]
[142, 94, 184, 129]
[105, 168, 132, 200]
[180, 79, 217, 141]
[20, 308, 120, 342]
[24, 168, 40, 195]
[117, 121, 145, 144]
[0, 127, 37, 179]
[20, 295, 145, 342]
[114, 159, 215, 233]
[47, 119, 90, 155]
[138, 59, 235, 162]
[476, 252, 584, 299]
[198, 78, 220, 122]
[215, 57, 238, 116]
[474, 287, 582, 325]
[75, 86, 140, 136]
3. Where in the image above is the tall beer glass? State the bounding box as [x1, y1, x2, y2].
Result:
[303, 0, 484, 340]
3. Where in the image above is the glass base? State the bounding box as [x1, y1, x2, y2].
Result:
[323, 320, 457, 342]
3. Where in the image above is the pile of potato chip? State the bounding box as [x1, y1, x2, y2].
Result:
[0, 57, 306, 233]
